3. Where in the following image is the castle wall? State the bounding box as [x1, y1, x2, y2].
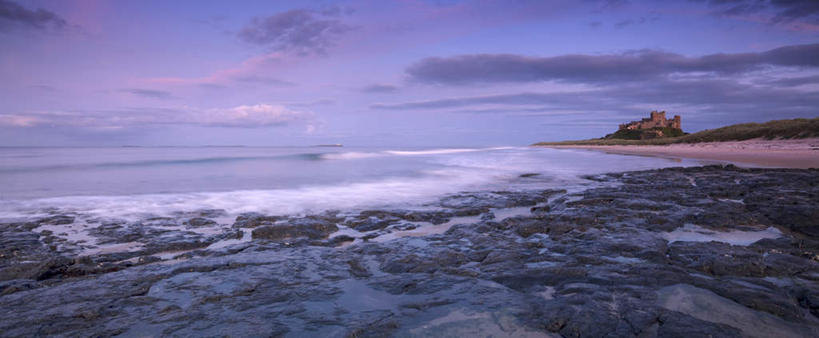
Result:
[619, 111, 681, 130]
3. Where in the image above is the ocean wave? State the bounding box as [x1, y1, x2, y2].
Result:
[319, 152, 383, 160]
[320, 146, 521, 160]
[0, 167, 502, 221]
[0, 153, 325, 173]
[1, 147, 522, 173]
[0, 146, 698, 221]
[384, 148, 481, 156]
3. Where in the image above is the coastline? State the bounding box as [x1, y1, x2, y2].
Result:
[538, 138, 819, 169]
[1, 165, 818, 336]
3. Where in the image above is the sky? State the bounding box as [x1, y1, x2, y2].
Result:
[1, 0, 818, 147]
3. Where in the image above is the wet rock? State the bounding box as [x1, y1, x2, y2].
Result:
[347, 216, 395, 232]
[479, 212, 495, 221]
[0, 223, 65, 281]
[401, 210, 452, 225]
[656, 311, 744, 337]
[361, 233, 380, 241]
[317, 235, 356, 247]
[233, 213, 284, 228]
[530, 205, 550, 216]
[252, 218, 338, 241]
[451, 206, 490, 216]
[346, 314, 399, 338]
[391, 222, 418, 231]
[346, 209, 452, 230]
[142, 237, 214, 255]
[440, 191, 550, 210]
[346, 258, 371, 278]
[481, 250, 522, 265]
[0, 279, 41, 296]
[693, 278, 811, 323]
[185, 217, 217, 227]
[668, 241, 766, 277]
[507, 216, 574, 238]
[37, 215, 75, 225]
[29, 256, 73, 280]
[1, 166, 818, 336]
[747, 200, 819, 237]
[795, 287, 819, 318]
[381, 254, 440, 274]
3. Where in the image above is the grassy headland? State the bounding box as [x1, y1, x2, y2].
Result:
[533, 118, 819, 146]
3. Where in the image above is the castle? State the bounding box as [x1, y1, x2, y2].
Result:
[619, 111, 681, 131]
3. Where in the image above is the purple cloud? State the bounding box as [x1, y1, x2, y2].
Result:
[372, 76, 819, 121]
[238, 9, 351, 56]
[697, 0, 819, 24]
[0, 104, 315, 129]
[406, 44, 819, 85]
[362, 84, 398, 93]
[233, 75, 296, 86]
[121, 89, 176, 100]
[0, 0, 66, 31]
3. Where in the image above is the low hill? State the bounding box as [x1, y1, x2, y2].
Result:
[533, 118, 819, 146]
[604, 126, 686, 140]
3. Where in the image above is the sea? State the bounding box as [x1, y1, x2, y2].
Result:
[0, 146, 707, 222]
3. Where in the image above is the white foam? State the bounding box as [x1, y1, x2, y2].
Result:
[385, 148, 484, 156]
[320, 152, 382, 160]
[84, 241, 144, 256]
[0, 146, 696, 223]
[322, 146, 519, 160]
[0, 167, 497, 221]
[371, 214, 483, 243]
[661, 224, 781, 246]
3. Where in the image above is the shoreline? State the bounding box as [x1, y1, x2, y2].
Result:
[538, 138, 819, 169]
[1, 166, 818, 336]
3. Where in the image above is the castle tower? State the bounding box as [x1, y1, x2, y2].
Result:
[650, 111, 666, 122]
[619, 111, 682, 132]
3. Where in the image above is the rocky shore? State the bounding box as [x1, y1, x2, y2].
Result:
[1, 165, 818, 337]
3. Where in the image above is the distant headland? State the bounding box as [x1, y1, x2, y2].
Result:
[607, 111, 685, 140]
[534, 115, 818, 146]
[533, 115, 819, 168]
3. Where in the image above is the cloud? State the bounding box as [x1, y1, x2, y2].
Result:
[371, 75, 819, 122]
[604, 78, 819, 113]
[766, 75, 819, 87]
[696, 0, 819, 24]
[145, 52, 297, 89]
[121, 88, 175, 100]
[371, 92, 575, 110]
[238, 9, 351, 55]
[233, 75, 295, 86]
[0, 104, 314, 129]
[200, 104, 311, 127]
[405, 44, 819, 85]
[0, 114, 40, 127]
[614, 16, 657, 29]
[362, 84, 399, 93]
[596, 0, 630, 10]
[0, 0, 66, 31]
[29, 84, 56, 92]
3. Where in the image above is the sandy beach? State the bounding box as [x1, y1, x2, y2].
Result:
[544, 138, 819, 169]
